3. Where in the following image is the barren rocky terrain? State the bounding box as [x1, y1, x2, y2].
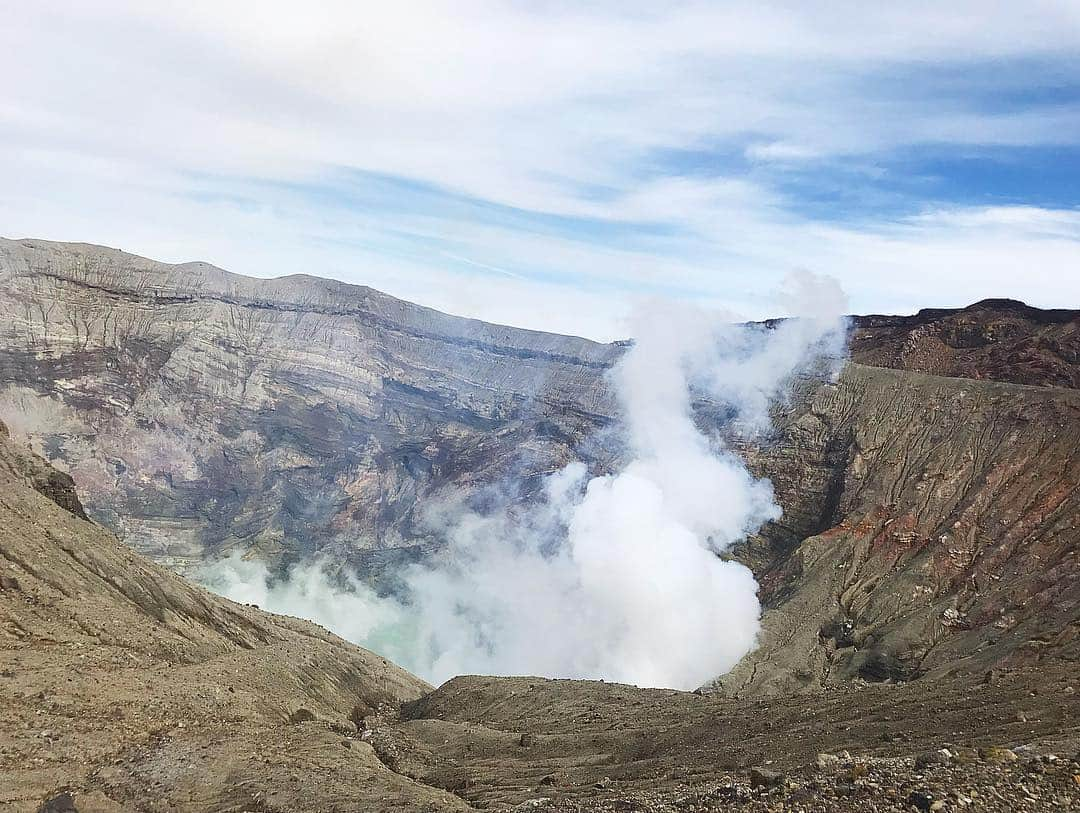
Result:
[725, 363, 1079, 695]
[1, 238, 1078, 811]
[384, 670, 1079, 811]
[848, 299, 1079, 388]
[1, 419, 1077, 812]
[0, 417, 471, 811]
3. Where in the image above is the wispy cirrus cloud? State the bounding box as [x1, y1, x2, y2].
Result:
[1, 1, 1079, 338]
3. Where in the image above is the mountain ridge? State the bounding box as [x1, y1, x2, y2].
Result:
[8, 237, 1077, 377]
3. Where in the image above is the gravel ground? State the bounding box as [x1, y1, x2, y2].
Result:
[507, 748, 1080, 812]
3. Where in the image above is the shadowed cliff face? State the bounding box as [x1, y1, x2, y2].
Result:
[1, 237, 1077, 691]
[724, 365, 1080, 693]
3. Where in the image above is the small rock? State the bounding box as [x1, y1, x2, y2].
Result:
[907, 789, 935, 812]
[513, 799, 552, 812]
[340, 739, 351, 749]
[594, 777, 612, 789]
[914, 748, 953, 770]
[326, 718, 354, 736]
[814, 752, 840, 772]
[846, 762, 869, 781]
[1023, 758, 1045, 774]
[288, 708, 316, 724]
[37, 793, 78, 813]
[749, 767, 784, 788]
[538, 773, 558, 786]
[941, 607, 966, 627]
[519, 732, 534, 747]
[979, 745, 1018, 763]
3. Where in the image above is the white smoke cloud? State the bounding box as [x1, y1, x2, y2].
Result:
[200, 274, 847, 689]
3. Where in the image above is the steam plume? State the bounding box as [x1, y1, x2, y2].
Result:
[201, 273, 847, 689]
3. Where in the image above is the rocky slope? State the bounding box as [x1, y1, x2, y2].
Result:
[726, 364, 1079, 694]
[0, 237, 1077, 697]
[849, 299, 1079, 388]
[0, 417, 472, 812]
[376, 670, 1079, 811]
[2, 419, 1078, 812]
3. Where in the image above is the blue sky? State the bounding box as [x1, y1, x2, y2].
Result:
[2, 1, 1079, 339]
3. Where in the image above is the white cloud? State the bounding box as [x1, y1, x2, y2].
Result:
[1, 1, 1079, 337]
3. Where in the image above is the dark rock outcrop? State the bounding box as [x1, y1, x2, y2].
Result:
[850, 298, 1079, 388]
[0, 418, 88, 520]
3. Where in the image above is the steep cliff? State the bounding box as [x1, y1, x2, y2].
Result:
[725, 364, 1080, 693]
[0, 237, 619, 578]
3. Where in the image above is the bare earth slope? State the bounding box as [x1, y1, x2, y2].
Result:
[850, 299, 1079, 388]
[2, 424, 1078, 812]
[0, 419, 469, 812]
[374, 670, 1079, 811]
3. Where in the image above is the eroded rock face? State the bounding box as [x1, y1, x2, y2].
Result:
[1, 237, 1077, 691]
[725, 365, 1080, 693]
[0, 238, 621, 577]
[0, 418, 88, 520]
[2, 430, 1077, 811]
